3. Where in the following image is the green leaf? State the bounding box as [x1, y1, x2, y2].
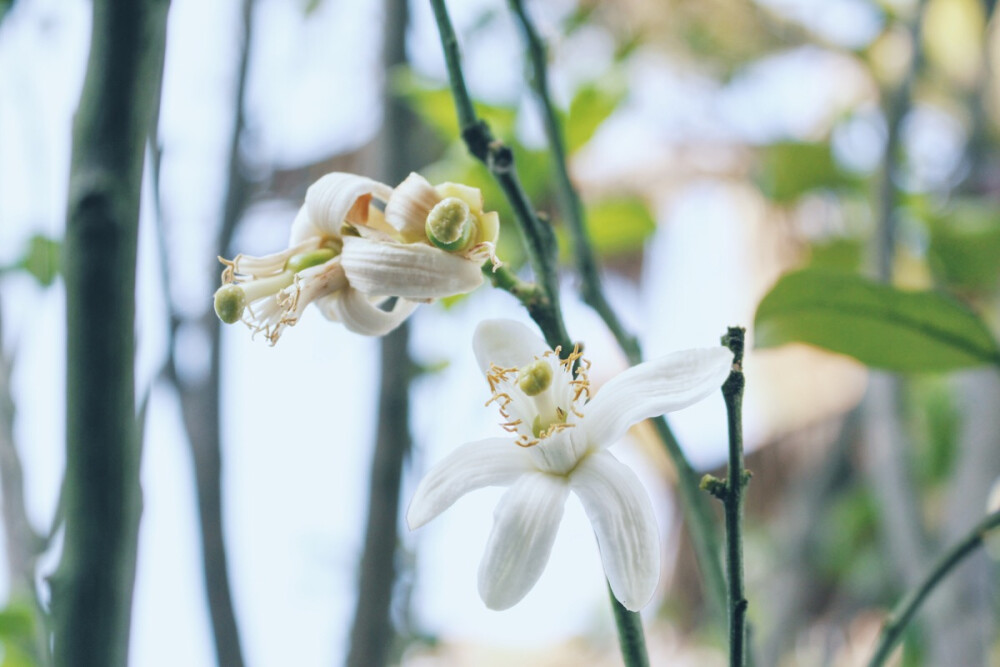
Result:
[14, 235, 60, 287]
[755, 141, 857, 203]
[392, 69, 517, 142]
[580, 196, 656, 257]
[566, 84, 625, 153]
[926, 197, 1000, 292]
[754, 269, 1000, 371]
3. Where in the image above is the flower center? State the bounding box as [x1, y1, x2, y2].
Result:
[426, 197, 475, 252]
[485, 346, 591, 448]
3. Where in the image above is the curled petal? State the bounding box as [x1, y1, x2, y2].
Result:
[325, 287, 418, 336]
[385, 172, 440, 242]
[478, 472, 569, 610]
[472, 319, 550, 376]
[584, 347, 733, 448]
[340, 236, 483, 299]
[569, 451, 660, 611]
[291, 173, 393, 240]
[406, 438, 533, 530]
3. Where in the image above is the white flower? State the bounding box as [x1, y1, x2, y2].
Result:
[407, 319, 733, 611]
[213, 172, 500, 342]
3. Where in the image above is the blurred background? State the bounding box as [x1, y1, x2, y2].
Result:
[1, 0, 1000, 664]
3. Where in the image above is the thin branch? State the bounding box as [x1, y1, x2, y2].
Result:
[427, 0, 572, 354]
[345, 0, 419, 664]
[51, 0, 170, 663]
[507, 0, 639, 358]
[867, 509, 1000, 666]
[152, 2, 254, 664]
[504, 0, 727, 621]
[608, 586, 649, 667]
[721, 328, 748, 667]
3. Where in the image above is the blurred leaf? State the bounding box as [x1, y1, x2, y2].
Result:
[566, 83, 625, 153]
[906, 377, 959, 486]
[807, 237, 864, 272]
[577, 196, 656, 258]
[393, 69, 517, 142]
[6, 235, 61, 287]
[302, 0, 323, 16]
[754, 268, 1000, 371]
[926, 198, 1000, 293]
[756, 142, 857, 203]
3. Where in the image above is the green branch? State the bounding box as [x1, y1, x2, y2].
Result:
[721, 327, 749, 667]
[609, 587, 650, 667]
[52, 0, 170, 664]
[867, 509, 1000, 666]
[427, 0, 571, 354]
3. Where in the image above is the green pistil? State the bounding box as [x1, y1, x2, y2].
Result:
[517, 359, 553, 396]
[426, 197, 474, 252]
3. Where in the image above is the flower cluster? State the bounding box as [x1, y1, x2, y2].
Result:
[214, 172, 499, 342]
[407, 319, 733, 611]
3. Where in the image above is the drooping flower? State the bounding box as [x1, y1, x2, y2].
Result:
[407, 319, 733, 611]
[213, 172, 500, 342]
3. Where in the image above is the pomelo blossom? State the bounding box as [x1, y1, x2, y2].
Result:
[213, 172, 499, 342]
[407, 319, 733, 611]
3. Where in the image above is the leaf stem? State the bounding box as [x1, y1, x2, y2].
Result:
[867, 509, 1000, 666]
[505, 0, 727, 623]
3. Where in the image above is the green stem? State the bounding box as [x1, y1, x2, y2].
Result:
[52, 0, 169, 664]
[507, 0, 640, 359]
[609, 587, 650, 667]
[867, 509, 1000, 666]
[720, 328, 749, 667]
[505, 0, 728, 624]
[427, 0, 571, 354]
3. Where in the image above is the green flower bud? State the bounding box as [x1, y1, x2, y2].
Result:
[426, 197, 474, 252]
[214, 284, 247, 324]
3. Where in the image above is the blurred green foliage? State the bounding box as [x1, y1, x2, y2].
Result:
[1, 235, 60, 287]
[755, 141, 860, 203]
[0, 603, 39, 667]
[754, 268, 1000, 371]
[925, 197, 1000, 293]
[565, 83, 625, 154]
[395, 66, 655, 269]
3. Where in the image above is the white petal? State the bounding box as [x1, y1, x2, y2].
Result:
[325, 287, 418, 336]
[340, 236, 483, 298]
[384, 172, 440, 241]
[472, 319, 550, 376]
[406, 438, 533, 530]
[584, 347, 733, 447]
[478, 472, 569, 610]
[569, 451, 659, 611]
[290, 173, 393, 240]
